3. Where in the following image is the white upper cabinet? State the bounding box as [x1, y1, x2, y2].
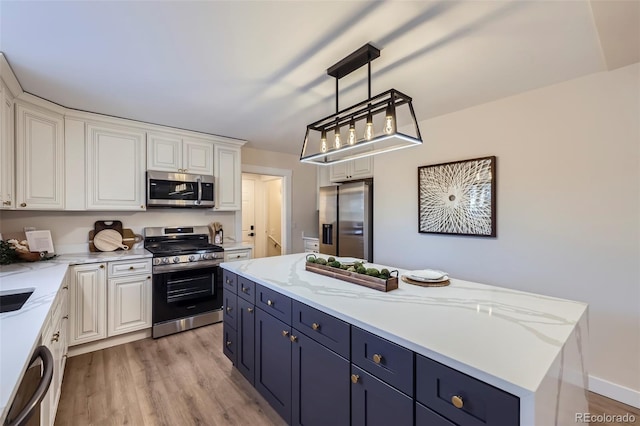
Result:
[214, 143, 241, 211]
[0, 84, 14, 209]
[147, 131, 214, 175]
[329, 157, 373, 182]
[86, 122, 146, 210]
[15, 102, 65, 210]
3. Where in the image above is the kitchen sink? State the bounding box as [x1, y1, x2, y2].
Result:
[0, 289, 35, 313]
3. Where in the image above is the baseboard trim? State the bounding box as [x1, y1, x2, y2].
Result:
[590, 375, 640, 409]
[68, 329, 151, 357]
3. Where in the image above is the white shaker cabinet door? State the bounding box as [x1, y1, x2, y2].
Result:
[69, 263, 107, 346]
[147, 131, 182, 172]
[86, 123, 146, 210]
[107, 274, 152, 336]
[183, 138, 214, 175]
[15, 103, 65, 209]
[0, 88, 14, 209]
[214, 143, 241, 211]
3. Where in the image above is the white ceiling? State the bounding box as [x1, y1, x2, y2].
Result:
[1, 1, 638, 155]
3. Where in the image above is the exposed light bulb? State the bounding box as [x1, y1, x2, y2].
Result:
[348, 119, 356, 145]
[364, 112, 374, 141]
[334, 124, 341, 149]
[384, 103, 396, 135]
[320, 130, 327, 153]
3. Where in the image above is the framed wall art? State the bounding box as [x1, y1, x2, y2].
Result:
[418, 156, 496, 237]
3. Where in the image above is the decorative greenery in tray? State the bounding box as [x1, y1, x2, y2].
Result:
[0, 240, 19, 265]
[0, 239, 58, 264]
[305, 254, 399, 292]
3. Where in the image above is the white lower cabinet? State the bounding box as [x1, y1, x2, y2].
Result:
[69, 263, 107, 345]
[224, 247, 253, 262]
[69, 259, 152, 347]
[107, 273, 152, 336]
[41, 272, 70, 426]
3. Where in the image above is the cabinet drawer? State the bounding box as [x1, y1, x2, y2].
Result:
[222, 269, 237, 294]
[108, 259, 152, 277]
[237, 276, 256, 303]
[416, 355, 520, 426]
[292, 300, 349, 359]
[223, 292, 238, 329]
[303, 239, 319, 252]
[256, 284, 291, 325]
[351, 327, 414, 396]
[225, 249, 251, 262]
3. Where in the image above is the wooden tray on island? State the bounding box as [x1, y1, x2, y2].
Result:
[305, 262, 398, 292]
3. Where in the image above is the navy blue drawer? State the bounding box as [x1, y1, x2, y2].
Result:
[222, 269, 237, 294]
[416, 402, 456, 426]
[223, 322, 237, 365]
[351, 327, 414, 396]
[223, 292, 238, 329]
[292, 300, 350, 359]
[416, 355, 520, 426]
[238, 276, 256, 303]
[256, 284, 291, 325]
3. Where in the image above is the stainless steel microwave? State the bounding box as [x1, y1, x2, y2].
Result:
[147, 171, 215, 208]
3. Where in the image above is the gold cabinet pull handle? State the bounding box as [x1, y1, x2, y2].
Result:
[267, 300, 274, 306]
[311, 322, 320, 331]
[282, 330, 289, 337]
[2, 200, 11, 206]
[225, 278, 231, 284]
[226, 306, 232, 312]
[51, 332, 60, 343]
[351, 374, 360, 384]
[62, 286, 68, 290]
[63, 315, 69, 320]
[242, 287, 248, 293]
[372, 354, 383, 364]
[451, 395, 464, 409]
[226, 340, 232, 347]
[247, 307, 254, 313]
[289, 335, 298, 342]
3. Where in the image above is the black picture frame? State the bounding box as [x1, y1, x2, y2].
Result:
[418, 156, 496, 237]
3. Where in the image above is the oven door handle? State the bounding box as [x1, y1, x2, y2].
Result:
[196, 177, 202, 206]
[7, 345, 54, 426]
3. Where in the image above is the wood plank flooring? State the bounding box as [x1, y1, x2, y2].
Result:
[56, 323, 639, 426]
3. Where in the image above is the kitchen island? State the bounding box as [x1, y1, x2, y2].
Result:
[221, 253, 588, 426]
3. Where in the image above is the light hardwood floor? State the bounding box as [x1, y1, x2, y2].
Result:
[56, 323, 639, 426]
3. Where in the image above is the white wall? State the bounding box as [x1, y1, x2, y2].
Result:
[374, 63, 640, 401]
[0, 209, 235, 252]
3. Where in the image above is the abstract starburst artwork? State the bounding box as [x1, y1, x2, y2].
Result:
[418, 156, 496, 237]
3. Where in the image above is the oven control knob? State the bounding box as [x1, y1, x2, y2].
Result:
[173, 257, 180, 263]
[162, 257, 170, 264]
[203, 253, 212, 260]
[189, 255, 197, 262]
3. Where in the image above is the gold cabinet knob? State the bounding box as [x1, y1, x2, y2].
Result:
[140, 205, 144, 209]
[267, 300, 274, 306]
[282, 330, 289, 337]
[100, 264, 105, 269]
[247, 307, 254, 313]
[373, 354, 383, 364]
[311, 322, 320, 331]
[350, 374, 360, 384]
[289, 335, 298, 342]
[129, 266, 135, 270]
[147, 276, 151, 280]
[451, 395, 464, 409]
[20, 202, 26, 207]
[226, 340, 232, 347]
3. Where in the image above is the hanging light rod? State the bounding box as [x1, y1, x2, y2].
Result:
[300, 43, 423, 166]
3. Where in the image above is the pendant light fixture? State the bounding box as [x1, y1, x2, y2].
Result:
[300, 44, 422, 165]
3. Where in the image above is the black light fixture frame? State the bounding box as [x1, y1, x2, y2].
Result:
[300, 43, 422, 165]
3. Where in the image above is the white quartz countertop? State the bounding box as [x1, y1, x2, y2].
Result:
[0, 248, 151, 420]
[221, 253, 588, 398]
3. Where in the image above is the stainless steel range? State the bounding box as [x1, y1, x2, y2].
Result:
[144, 226, 224, 338]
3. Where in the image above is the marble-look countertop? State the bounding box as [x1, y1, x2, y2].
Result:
[221, 253, 588, 398]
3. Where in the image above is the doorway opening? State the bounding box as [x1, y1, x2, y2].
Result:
[242, 171, 287, 259]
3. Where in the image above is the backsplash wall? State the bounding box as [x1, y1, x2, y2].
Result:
[0, 209, 236, 253]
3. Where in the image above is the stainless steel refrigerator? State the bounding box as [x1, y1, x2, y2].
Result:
[319, 180, 373, 261]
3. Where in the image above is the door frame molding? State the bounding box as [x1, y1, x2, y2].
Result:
[240, 165, 292, 255]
